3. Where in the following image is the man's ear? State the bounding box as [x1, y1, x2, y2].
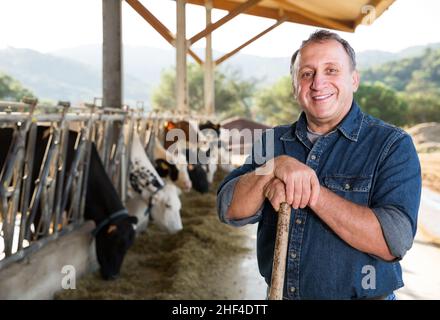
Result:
[352, 69, 360, 92]
[291, 82, 297, 99]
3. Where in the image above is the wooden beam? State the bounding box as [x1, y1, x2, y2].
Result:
[125, 0, 203, 65]
[125, 0, 174, 44]
[275, 0, 353, 32]
[189, 0, 264, 45]
[186, 0, 355, 32]
[215, 17, 286, 65]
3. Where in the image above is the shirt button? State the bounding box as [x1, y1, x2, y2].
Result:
[290, 286, 296, 293]
[310, 155, 316, 160]
[295, 219, 302, 225]
[290, 252, 297, 259]
[344, 183, 351, 190]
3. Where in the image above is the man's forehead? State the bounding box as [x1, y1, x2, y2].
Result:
[296, 40, 350, 68]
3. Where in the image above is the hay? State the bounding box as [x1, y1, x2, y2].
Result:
[56, 168, 251, 300]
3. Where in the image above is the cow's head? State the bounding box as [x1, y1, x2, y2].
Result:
[151, 182, 183, 234]
[187, 163, 209, 193]
[95, 215, 138, 280]
[185, 148, 209, 193]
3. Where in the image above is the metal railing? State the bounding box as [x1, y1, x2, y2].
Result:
[0, 99, 151, 269]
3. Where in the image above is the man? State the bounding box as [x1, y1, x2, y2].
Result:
[217, 30, 421, 300]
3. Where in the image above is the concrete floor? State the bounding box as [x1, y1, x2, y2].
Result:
[396, 188, 440, 300]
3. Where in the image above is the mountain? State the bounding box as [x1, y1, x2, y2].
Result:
[52, 45, 291, 87]
[0, 47, 149, 105]
[357, 43, 440, 69]
[51, 42, 440, 88]
[1, 42, 439, 106]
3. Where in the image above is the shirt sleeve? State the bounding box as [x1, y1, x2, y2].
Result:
[217, 176, 264, 227]
[372, 205, 414, 260]
[370, 132, 422, 260]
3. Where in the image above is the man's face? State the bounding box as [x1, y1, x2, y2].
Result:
[293, 39, 359, 131]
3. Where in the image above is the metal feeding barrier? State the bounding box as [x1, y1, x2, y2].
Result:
[0, 98, 151, 269]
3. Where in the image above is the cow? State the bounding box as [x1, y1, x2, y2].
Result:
[0, 125, 137, 280]
[126, 131, 183, 234]
[184, 148, 209, 193]
[159, 120, 211, 192]
[199, 120, 221, 136]
[145, 134, 192, 192]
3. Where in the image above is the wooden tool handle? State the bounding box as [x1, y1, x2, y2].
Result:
[268, 202, 291, 300]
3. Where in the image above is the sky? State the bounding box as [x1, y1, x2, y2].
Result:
[0, 0, 439, 57]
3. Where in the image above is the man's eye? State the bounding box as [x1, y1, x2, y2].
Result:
[327, 68, 338, 74]
[301, 71, 313, 79]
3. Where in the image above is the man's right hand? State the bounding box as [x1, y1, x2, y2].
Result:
[271, 155, 320, 209]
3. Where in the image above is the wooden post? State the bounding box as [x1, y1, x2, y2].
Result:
[204, 0, 215, 115]
[102, 0, 122, 108]
[268, 202, 292, 300]
[176, 0, 188, 113]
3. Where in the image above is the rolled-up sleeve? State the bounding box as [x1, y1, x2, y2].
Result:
[372, 205, 413, 260]
[217, 176, 263, 227]
[370, 132, 422, 260]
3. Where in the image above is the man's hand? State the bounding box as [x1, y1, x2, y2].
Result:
[272, 155, 320, 209]
[263, 177, 287, 212]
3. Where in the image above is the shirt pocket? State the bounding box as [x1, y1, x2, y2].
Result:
[323, 175, 372, 205]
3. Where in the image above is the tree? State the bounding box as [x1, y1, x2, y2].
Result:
[151, 63, 257, 119]
[0, 72, 34, 101]
[403, 92, 440, 125]
[254, 76, 300, 126]
[354, 82, 408, 126]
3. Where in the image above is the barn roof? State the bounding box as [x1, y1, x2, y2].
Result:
[184, 0, 395, 33]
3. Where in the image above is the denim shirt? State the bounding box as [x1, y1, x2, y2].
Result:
[217, 101, 421, 300]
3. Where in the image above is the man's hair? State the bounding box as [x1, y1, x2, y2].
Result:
[290, 29, 357, 78]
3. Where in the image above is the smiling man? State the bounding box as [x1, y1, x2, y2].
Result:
[217, 30, 422, 300]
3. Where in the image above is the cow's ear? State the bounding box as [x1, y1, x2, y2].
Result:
[107, 224, 118, 234]
[155, 159, 170, 177]
[127, 216, 138, 225]
[169, 164, 179, 181]
[165, 121, 176, 130]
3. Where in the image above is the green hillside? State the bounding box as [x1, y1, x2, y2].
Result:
[361, 48, 440, 95]
[358, 48, 440, 125]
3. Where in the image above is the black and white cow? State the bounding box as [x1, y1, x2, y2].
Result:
[126, 131, 183, 234]
[0, 126, 137, 280]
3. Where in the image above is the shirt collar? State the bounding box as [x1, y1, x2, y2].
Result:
[335, 101, 364, 142]
[280, 100, 364, 143]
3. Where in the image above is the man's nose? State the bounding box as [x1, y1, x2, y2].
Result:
[311, 72, 327, 90]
